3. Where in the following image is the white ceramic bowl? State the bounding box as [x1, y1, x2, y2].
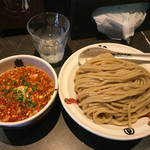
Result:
[0, 55, 58, 128]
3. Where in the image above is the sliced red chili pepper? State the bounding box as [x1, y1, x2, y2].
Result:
[146, 113, 150, 119]
[64, 98, 78, 104]
[148, 121, 150, 126]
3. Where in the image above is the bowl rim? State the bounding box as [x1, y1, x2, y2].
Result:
[0, 54, 58, 127]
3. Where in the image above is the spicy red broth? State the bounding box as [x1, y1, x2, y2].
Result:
[0, 66, 55, 122]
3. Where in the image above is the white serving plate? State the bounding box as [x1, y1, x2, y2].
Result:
[58, 43, 150, 140]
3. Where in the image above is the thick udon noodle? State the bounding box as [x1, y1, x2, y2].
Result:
[74, 53, 150, 128]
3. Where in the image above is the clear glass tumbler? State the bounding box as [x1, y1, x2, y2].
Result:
[27, 12, 70, 63]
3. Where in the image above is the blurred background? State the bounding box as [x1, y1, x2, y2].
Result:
[0, 0, 150, 39]
[1, 0, 150, 65]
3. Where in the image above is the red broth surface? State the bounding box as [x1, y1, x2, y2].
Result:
[0, 66, 54, 122]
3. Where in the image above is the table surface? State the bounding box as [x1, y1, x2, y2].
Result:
[0, 31, 150, 150]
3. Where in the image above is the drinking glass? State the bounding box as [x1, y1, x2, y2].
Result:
[27, 12, 70, 63]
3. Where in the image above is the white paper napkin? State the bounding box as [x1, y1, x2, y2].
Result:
[93, 3, 149, 42]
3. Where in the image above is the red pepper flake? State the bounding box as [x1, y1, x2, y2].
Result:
[146, 113, 150, 119]
[148, 121, 150, 126]
[64, 98, 78, 104]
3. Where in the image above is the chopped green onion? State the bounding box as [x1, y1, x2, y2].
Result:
[24, 86, 28, 92]
[26, 98, 31, 102]
[20, 95, 23, 99]
[32, 86, 37, 91]
[25, 103, 30, 107]
[18, 90, 22, 95]
[24, 74, 27, 77]
[50, 91, 54, 95]
[21, 79, 28, 86]
[17, 95, 23, 100]
[35, 83, 38, 87]
[12, 80, 16, 85]
[19, 99, 23, 103]
[50, 81, 53, 87]
[13, 88, 17, 93]
[23, 81, 28, 86]
[5, 89, 10, 94]
[30, 102, 36, 107]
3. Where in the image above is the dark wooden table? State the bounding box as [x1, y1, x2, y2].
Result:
[0, 31, 150, 150]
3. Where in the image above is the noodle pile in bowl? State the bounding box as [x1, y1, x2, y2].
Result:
[74, 53, 150, 128]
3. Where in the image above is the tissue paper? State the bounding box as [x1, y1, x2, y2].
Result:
[93, 3, 149, 42]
